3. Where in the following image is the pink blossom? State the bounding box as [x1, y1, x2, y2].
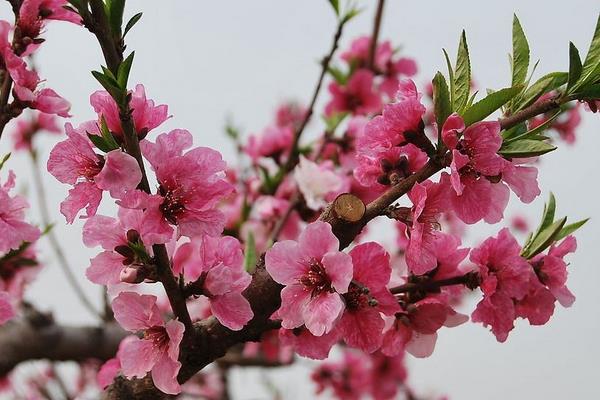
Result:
[357, 79, 426, 156]
[14, 86, 72, 117]
[17, 0, 80, 46]
[531, 235, 577, 307]
[97, 336, 137, 389]
[244, 124, 293, 163]
[0, 170, 40, 253]
[404, 180, 448, 275]
[336, 242, 399, 352]
[0, 21, 39, 88]
[312, 350, 371, 400]
[471, 228, 532, 342]
[294, 156, 345, 210]
[83, 207, 171, 285]
[0, 292, 14, 325]
[47, 123, 142, 223]
[90, 84, 169, 139]
[355, 143, 427, 189]
[275, 101, 307, 129]
[325, 69, 382, 116]
[173, 235, 253, 330]
[265, 221, 353, 336]
[279, 327, 340, 360]
[112, 292, 184, 395]
[369, 352, 408, 400]
[11, 111, 61, 151]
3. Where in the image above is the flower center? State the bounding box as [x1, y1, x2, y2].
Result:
[377, 155, 410, 186]
[299, 259, 333, 297]
[343, 282, 377, 311]
[143, 326, 169, 350]
[81, 156, 105, 181]
[159, 184, 186, 224]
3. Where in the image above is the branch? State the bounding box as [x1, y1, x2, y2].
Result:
[368, 0, 385, 71]
[499, 95, 568, 130]
[0, 307, 126, 376]
[389, 272, 480, 295]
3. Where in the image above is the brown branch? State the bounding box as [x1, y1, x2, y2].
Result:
[389, 272, 480, 295]
[368, 0, 385, 71]
[0, 307, 126, 376]
[499, 95, 568, 130]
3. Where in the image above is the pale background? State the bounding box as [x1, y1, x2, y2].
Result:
[0, 1, 599, 399]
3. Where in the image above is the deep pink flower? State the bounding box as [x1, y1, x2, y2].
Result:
[369, 352, 408, 400]
[173, 235, 253, 330]
[357, 79, 426, 156]
[531, 235, 577, 307]
[0, 170, 40, 253]
[325, 69, 382, 116]
[279, 327, 340, 360]
[355, 143, 427, 189]
[312, 350, 371, 400]
[83, 207, 172, 285]
[90, 84, 169, 139]
[121, 129, 233, 238]
[47, 123, 142, 223]
[11, 111, 61, 151]
[0, 21, 39, 88]
[275, 101, 307, 129]
[17, 0, 80, 45]
[471, 228, 533, 342]
[0, 292, 14, 325]
[13, 86, 71, 117]
[265, 221, 353, 336]
[404, 180, 448, 275]
[336, 242, 399, 353]
[112, 292, 184, 395]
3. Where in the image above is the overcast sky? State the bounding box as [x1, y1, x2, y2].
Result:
[0, 1, 599, 399]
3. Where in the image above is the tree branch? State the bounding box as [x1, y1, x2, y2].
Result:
[368, 0, 385, 71]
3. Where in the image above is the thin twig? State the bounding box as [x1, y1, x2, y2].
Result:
[29, 150, 102, 319]
[389, 272, 480, 295]
[368, 0, 385, 71]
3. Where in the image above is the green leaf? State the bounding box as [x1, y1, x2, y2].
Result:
[501, 122, 527, 141]
[522, 217, 567, 259]
[87, 133, 114, 153]
[99, 116, 120, 151]
[327, 0, 340, 16]
[574, 83, 600, 99]
[117, 52, 135, 89]
[341, 7, 362, 24]
[517, 72, 568, 110]
[555, 218, 589, 241]
[503, 110, 561, 143]
[323, 112, 347, 132]
[327, 66, 348, 85]
[92, 70, 126, 105]
[454, 31, 471, 112]
[442, 49, 455, 108]
[499, 139, 556, 158]
[432, 72, 451, 131]
[567, 42, 583, 93]
[540, 192, 557, 233]
[244, 232, 257, 273]
[106, 0, 125, 36]
[0, 153, 10, 170]
[576, 14, 600, 88]
[123, 12, 143, 38]
[512, 15, 530, 87]
[462, 86, 522, 126]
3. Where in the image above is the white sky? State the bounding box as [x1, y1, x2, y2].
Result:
[1, 1, 599, 399]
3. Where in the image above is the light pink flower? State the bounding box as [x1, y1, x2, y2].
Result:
[0, 170, 40, 253]
[404, 180, 448, 275]
[121, 129, 233, 238]
[244, 125, 293, 163]
[0, 292, 14, 325]
[18, 0, 80, 46]
[325, 69, 382, 116]
[112, 292, 184, 395]
[471, 228, 532, 342]
[294, 156, 344, 210]
[173, 235, 253, 330]
[11, 111, 61, 151]
[336, 242, 399, 353]
[47, 123, 142, 223]
[265, 221, 353, 336]
[90, 84, 169, 139]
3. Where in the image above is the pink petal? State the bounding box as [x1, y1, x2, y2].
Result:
[60, 181, 102, 223]
[278, 285, 310, 330]
[321, 251, 353, 294]
[210, 292, 254, 331]
[0, 292, 14, 325]
[112, 292, 163, 331]
[303, 291, 345, 336]
[118, 336, 159, 379]
[86, 251, 123, 285]
[95, 150, 142, 198]
[298, 221, 339, 260]
[151, 353, 182, 395]
[265, 240, 306, 285]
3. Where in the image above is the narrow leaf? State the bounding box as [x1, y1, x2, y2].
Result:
[499, 139, 556, 158]
[432, 72, 451, 131]
[117, 51, 135, 89]
[107, 0, 125, 36]
[567, 42, 583, 92]
[512, 15, 530, 86]
[244, 233, 257, 273]
[555, 218, 589, 241]
[87, 133, 114, 153]
[462, 86, 522, 126]
[0, 153, 10, 170]
[518, 72, 568, 110]
[577, 14, 600, 88]
[442, 49, 455, 107]
[99, 116, 120, 151]
[522, 217, 567, 259]
[327, 0, 340, 16]
[503, 110, 561, 143]
[123, 12, 143, 38]
[454, 31, 471, 112]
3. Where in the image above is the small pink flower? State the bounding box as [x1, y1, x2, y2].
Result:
[11, 111, 61, 151]
[325, 69, 382, 117]
[112, 292, 184, 395]
[47, 123, 142, 223]
[244, 125, 293, 163]
[336, 242, 399, 353]
[531, 235, 577, 307]
[18, 0, 80, 45]
[265, 221, 353, 336]
[0, 292, 14, 325]
[471, 228, 532, 342]
[83, 207, 172, 285]
[279, 327, 340, 360]
[355, 144, 427, 189]
[404, 180, 448, 275]
[275, 101, 307, 129]
[173, 235, 253, 330]
[90, 84, 169, 139]
[0, 170, 40, 253]
[312, 350, 372, 400]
